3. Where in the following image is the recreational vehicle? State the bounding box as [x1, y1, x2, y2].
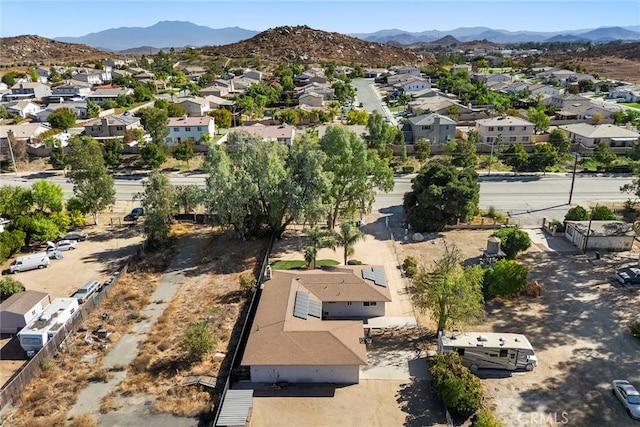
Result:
[437, 331, 538, 372]
[17, 297, 79, 357]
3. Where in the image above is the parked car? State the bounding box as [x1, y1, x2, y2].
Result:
[614, 267, 640, 284]
[612, 379, 640, 419]
[52, 240, 78, 251]
[60, 231, 88, 242]
[124, 207, 145, 221]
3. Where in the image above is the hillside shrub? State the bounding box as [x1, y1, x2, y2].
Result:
[182, 321, 216, 361]
[402, 256, 418, 278]
[473, 408, 504, 427]
[239, 273, 256, 297]
[429, 353, 482, 418]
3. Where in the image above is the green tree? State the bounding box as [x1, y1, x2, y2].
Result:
[499, 143, 529, 170]
[48, 108, 77, 131]
[528, 143, 559, 173]
[139, 141, 168, 169]
[628, 140, 640, 161]
[31, 180, 63, 213]
[140, 170, 176, 249]
[346, 109, 369, 125]
[0, 229, 26, 264]
[138, 107, 169, 145]
[483, 259, 529, 299]
[414, 137, 431, 161]
[565, 205, 589, 221]
[404, 161, 479, 232]
[174, 139, 195, 166]
[2, 71, 18, 86]
[304, 227, 337, 268]
[133, 85, 153, 102]
[409, 243, 484, 331]
[593, 141, 616, 166]
[365, 110, 394, 151]
[0, 277, 24, 301]
[102, 138, 124, 169]
[86, 99, 100, 119]
[591, 205, 618, 220]
[27, 67, 39, 83]
[29, 216, 61, 244]
[167, 103, 187, 118]
[527, 106, 550, 133]
[334, 221, 365, 265]
[429, 353, 482, 418]
[0, 186, 33, 217]
[182, 321, 216, 361]
[548, 128, 570, 155]
[492, 228, 532, 259]
[320, 126, 394, 228]
[445, 139, 477, 168]
[66, 135, 116, 224]
[209, 108, 232, 129]
[174, 185, 202, 214]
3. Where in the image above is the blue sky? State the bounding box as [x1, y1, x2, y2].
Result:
[1, 0, 639, 38]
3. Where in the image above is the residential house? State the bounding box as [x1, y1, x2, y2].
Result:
[0, 123, 51, 148]
[87, 87, 133, 105]
[35, 102, 88, 122]
[110, 69, 132, 81]
[83, 114, 142, 139]
[132, 71, 156, 83]
[231, 75, 261, 93]
[475, 116, 535, 148]
[199, 82, 230, 98]
[241, 266, 391, 384]
[50, 82, 92, 102]
[178, 97, 212, 116]
[554, 102, 620, 122]
[182, 66, 206, 82]
[407, 113, 456, 145]
[565, 221, 635, 252]
[396, 76, 432, 93]
[608, 85, 640, 103]
[363, 68, 387, 78]
[545, 94, 591, 109]
[35, 66, 51, 83]
[166, 115, 215, 145]
[203, 95, 235, 110]
[295, 82, 335, 101]
[392, 66, 421, 76]
[72, 66, 112, 85]
[7, 82, 52, 100]
[0, 291, 51, 334]
[527, 83, 560, 97]
[452, 64, 472, 73]
[558, 123, 640, 149]
[298, 92, 324, 108]
[244, 69, 263, 81]
[334, 66, 353, 78]
[5, 100, 42, 118]
[472, 72, 510, 84]
[409, 95, 470, 116]
[233, 123, 296, 146]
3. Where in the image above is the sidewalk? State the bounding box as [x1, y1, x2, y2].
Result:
[67, 231, 208, 421]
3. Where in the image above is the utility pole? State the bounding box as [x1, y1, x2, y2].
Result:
[6, 129, 18, 176]
[568, 153, 578, 205]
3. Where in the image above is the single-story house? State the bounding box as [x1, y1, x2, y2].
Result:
[565, 220, 636, 252]
[558, 123, 640, 149]
[0, 291, 51, 334]
[35, 102, 88, 122]
[87, 87, 133, 105]
[241, 266, 391, 384]
[233, 123, 296, 146]
[5, 100, 42, 118]
[0, 123, 51, 148]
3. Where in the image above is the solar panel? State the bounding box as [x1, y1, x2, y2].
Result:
[362, 268, 375, 282]
[293, 291, 310, 319]
[372, 267, 388, 287]
[308, 299, 322, 318]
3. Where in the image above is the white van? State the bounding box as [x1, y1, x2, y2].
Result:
[10, 253, 50, 273]
[74, 280, 100, 304]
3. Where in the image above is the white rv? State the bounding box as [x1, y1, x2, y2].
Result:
[17, 297, 79, 357]
[10, 252, 50, 273]
[437, 331, 538, 372]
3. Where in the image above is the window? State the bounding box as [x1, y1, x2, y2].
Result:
[522, 136, 529, 142]
[509, 126, 515, 131]
[347, 302, 352, 306]
[422, 125, 431, 130]
[363, 301, 378, 307]
[174, 127, 179, 132]
[185, 127, 191, 132]
[509, 136, 517, 142]
[456, 348, 465, 356]
[116, 126, 123, 131]
[487, 137, 494, 143]
[497, 126, 504, 131]
[488, 127, 495, 131]
[197, 127, 202, 131]
[499, 349, 508, 357]
[522, 126, 528, 131]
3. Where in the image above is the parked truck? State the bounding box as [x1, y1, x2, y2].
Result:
[437, 331, 538, 372]
[17, 297, 79, 357]
[10, 252, 50, 273]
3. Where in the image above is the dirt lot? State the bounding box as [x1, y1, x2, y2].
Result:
[394, 229, 640, 426]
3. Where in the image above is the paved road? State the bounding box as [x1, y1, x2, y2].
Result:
[352, 78, 396, 125]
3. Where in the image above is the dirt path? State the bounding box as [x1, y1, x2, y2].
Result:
[67, 229, 210, 423]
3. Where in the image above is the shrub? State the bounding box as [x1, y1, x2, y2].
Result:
[630, 321, 640, 338]
[549, 219, 565, 232]
[182, 321, 216, 361]
[474, 408, 504, 427]
[483, 260, 529, 299]
[0, 276, 25, 301]
[402, 256, 418, 278]
[68, 413, 98, 427]
[492, 228, 531, 260]
[347, 259, 363, 265]
[591, 205, 619, 220]
[484, 206, 506, 222]
[88, 368, 110, 383]
[565, 205, 589, 221]
[429, 353, 482, 418]
[402, 165, 415, 174]
[239, 273, 256, 297]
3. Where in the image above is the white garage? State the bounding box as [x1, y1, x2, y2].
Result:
[0, 290, 50, 334]
[250, 365, 360, 384]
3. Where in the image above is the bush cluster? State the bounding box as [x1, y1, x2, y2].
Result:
[483, 260, 529, 299]
[402, 256, 418, 278]
[429, 353, 482, 417]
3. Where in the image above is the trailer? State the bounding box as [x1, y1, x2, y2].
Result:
[437, 331, 538, 372]
[17, 297, 79, 357]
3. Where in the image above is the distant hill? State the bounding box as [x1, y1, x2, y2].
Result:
[573, 26, 640, 42]
[0, 35, 112, 66]
[55, 21, 258, 51]
[199, 25, 431, 68]
[545, 34, 590, 43]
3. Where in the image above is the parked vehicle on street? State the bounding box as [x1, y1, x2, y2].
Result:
[124, 207, 145, 221]
[10, 253, 50, 273]
[438, 331, 538, 372]
[73, 280, 100, 304]
[60, 231, 88, 242]
[612, 379, 640, 419]
[614, 267, 640, 284]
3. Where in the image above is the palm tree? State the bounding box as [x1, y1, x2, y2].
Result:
[335, 221, 365, 265]
[305, 227, 336, 268]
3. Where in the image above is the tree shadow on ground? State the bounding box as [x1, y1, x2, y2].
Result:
[397, 378, 447, 426]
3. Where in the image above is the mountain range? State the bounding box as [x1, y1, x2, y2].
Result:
[53, 21, 640, 52]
